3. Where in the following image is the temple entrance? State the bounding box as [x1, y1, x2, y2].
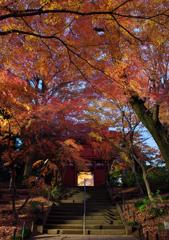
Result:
[77, 171, 94, 186]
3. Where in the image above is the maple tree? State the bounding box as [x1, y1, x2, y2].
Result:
[0, 1, 168, 180]
[1, 117, 85, 224]
[0, 69, 88, 224]
[0, 1, 168, 232]
[84, 99, 163, 201]
[0, 0, 168, 167]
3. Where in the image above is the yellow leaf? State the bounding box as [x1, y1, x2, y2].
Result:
[89, 132, 102, 142]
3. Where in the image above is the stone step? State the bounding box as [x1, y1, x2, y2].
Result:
[86, 199, 111, 202]
[53, 203, 84, 207]
[45, 228, 83, 235]
[84, 193, 109, 196]
[44, 224, 124, 230]
[46, 228, 126, 235]
[61, 195, 110, 199]
[51, 209, 118, 215]
[85, 219, 122, 224]
[49, 209, 118, 214]
[88, 202, 112, 205]
[62, 192, 108, 195]
[51, 209, 83, 214]
[50, 211, 118, 217]
[85, 195, 109, 198]
[62, 193, 109, 196]
[49, 211, 117, 217]
[31, 234, 138, 239]
[52, 205, 117, 210]
[0, 200, 11, 204]
[47, 215, 121, 221]
[0, 188, 28, 194]
[44, 187, 126, 237]
[60, 202, 112, 206]
[48, 215, 120, 221]
[45, 219, 122, 224]
[62, 195, 110, 198]
[46, 220, 122, 226]
[61, 200, 111, 204]
[47, 216, 121, 223]
[85, 229, 126, 235]
[51, 208, 117, 214]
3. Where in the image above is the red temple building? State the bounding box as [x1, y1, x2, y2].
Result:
[63, 144, 108, 187]
[58, 123, 120, 188]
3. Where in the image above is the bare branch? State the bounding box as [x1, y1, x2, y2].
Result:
[112, 0, 132, 12]
[0, 7, 168, 22]
[111, 15, 143, 42]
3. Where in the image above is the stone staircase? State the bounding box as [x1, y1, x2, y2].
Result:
[43, 187, 128, 235]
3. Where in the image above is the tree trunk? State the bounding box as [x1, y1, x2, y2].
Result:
[140, 163, 154, 202]
[130, 95, 169, 169]
[120, 149, 152, 199]
[131, 163, 144, 195]
[24, 158, 32, 177]
[11, 168, 18, 225]
[131, 152, 154, 202]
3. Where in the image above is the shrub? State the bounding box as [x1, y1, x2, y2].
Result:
[149, 207, 166, 217]
[109, 170, 122, 186]
[42, 185, 63, 201]
[122, 171, 144, 188]
[11, 228, 31, 240]
[148, 167, 169, 193]
[49, 185, 61, 201]
[11, 237, 21, 240]
[162, 195, 169, 200]
[128, 221, 140, 227]
[20, 228, 31, 239]
[135, 196, 167, 217]
[135, 197, 151, 212]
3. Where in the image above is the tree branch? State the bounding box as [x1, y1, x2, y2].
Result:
[112, 0, 132, 12]
[0, 7, 168, 22]
[111, 15, 143, 42]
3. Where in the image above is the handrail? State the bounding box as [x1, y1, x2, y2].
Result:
[83, 179, 86, 235]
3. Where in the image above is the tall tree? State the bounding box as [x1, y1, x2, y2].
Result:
[0, 0, 168, 166]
